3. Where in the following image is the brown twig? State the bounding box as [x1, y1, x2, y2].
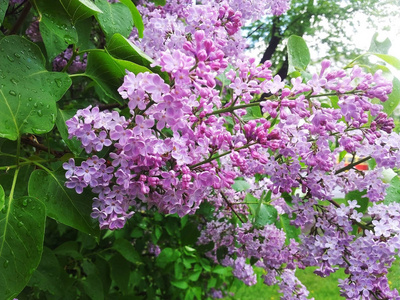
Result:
[221, 192, 244, 223]
[21, 136, 68, 157]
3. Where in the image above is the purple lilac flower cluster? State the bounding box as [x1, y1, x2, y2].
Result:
[64, 0, 400, 298]
[52, 48, 87, 73]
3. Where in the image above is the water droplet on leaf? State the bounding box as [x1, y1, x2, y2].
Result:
[9, 90, 16, 96]
[3, 260, 9, 268]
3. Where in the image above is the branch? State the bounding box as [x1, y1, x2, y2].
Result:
[221, 192, 244, 223]
[21, 136, 68, 157]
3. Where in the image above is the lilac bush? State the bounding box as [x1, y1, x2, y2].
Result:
[59, 0, 400, 299]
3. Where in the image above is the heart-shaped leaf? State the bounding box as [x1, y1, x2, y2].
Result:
[119, 0, 144, 38]
[0, 36, 71, 140]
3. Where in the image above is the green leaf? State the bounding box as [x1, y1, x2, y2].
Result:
[107, 33, 169, 82]
[56, 108, 82, 155]
[345, 190, 369, 213]
[156, 248, 181, 268]
[112, 238, 141, 264]
[28, 247, 63, 295]
[369, 32, 391, 54]
[287, 35, 310, 74]
[171, 280, 189, 289]
[59, 0, 103, 23]
[36, 0, 78, 61]
[0, 36, 71, 140]
[81, 260, 104, 300]
[0, 196, 46, 299]
[118, 0, 144, 38]
[243, 105, 262, 121]
[371, 53, 400, 70]
[94, 0, 133, 40]
[151, 0, 166, 5]
[53, 241, 83, 259]
[0, 0, 8, 26]
[0, 185, 4, 211]
[245, 193, 258, 215]
[254, 204, 277, 227]
[181, 221, 200, 245]
[109, 254, 130, 295]
[75, 18, 94, 51]
[382, 77, 400, 116]
[232, 180, 250, 192]
[279, 214, 300, 242]
[28, 169, 100, 237]
[384, 176, 400, 205]
[84, 50, 150, 101]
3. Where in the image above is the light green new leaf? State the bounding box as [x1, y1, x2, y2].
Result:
[368, 32, 391, 54]
[84, 50, 150, 101]
[382, 77, 400, 116]
[287, 35, 310, 74]
[95, 0, 133, 40]
[254, 204, 277, 227]
[384, 176, 400, 205]
[231, 180, 250, 192]
[59, 0, 103, 23]
[28, 169, 100, 237]
[0, 196, 46, 299]
[372, 53, 400, 70]
[119, 0, 144, 38]
[107, 33, 169, 82]
[0, 36, 71, 141]
[36, 0, 78, 61]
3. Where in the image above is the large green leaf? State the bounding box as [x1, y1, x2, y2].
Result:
[0, 36, 71, 141]
[94, 0, 133, 40]
[113, 238, 141, 264]
[287, 35, 310, 74]
[84, 50, 150, 101]
[109, 254, 130, 295]
[36, 0, 78, 61]
[0, 196, 46, 299]
[28, 169, 99, 237]
[59, 0, 103, 23]
[0, 0, 8, 26]
[107, 33, 169, 82]
[382, 77, 400, 116]
[81, 260, 104, 300]
[119, 0, 144, 38]
[56, 108, 82, 155]
[27, 247, 63, 295]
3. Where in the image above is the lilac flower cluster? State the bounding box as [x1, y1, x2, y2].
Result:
[53, 47, 87, 73]
[63, 0, 400, 298]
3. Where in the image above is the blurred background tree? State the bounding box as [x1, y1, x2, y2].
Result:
[244, 0, 400, 79]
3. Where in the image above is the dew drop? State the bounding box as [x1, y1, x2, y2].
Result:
[9, 90, 16, 96]
[33, 102, 38, 108]
[10, 78, 18, 85]
[14, 52, 21, 58]
[55, 78, 62, 88]
[28, 97, 33, 102]
[37, 110, 43, 117]
[17, 221, 24, 228]
[3, 260, 9, 268]
[6, 55, 14, 62]
[39, 102, 43, 106]
[22, 198, 28, 207]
